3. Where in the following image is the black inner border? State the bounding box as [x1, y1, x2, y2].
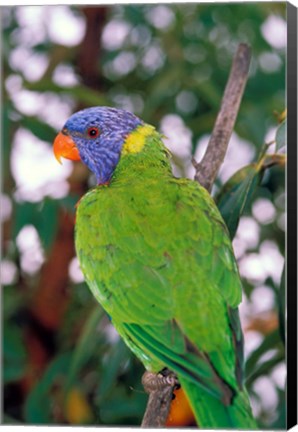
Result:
[286, 2, 297, 429]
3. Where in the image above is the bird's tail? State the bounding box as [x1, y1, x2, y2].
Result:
[179, 376, 258, 429]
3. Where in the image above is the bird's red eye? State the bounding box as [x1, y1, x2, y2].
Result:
[87, 127, 100, 138]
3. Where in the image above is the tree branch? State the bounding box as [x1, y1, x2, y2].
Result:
[141, 371, 176, 427]
[77, 6, 108, 90]
[194, 43, 252, 192]
[141, 386, 174, 427]
[140, 43, 252, 428]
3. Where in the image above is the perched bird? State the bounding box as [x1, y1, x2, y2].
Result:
[53, 106, 257, 429]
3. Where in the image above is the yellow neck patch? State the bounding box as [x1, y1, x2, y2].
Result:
[122, 124, 156, 155]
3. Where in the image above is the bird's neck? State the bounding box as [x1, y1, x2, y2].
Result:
[111, 125, 173, 184]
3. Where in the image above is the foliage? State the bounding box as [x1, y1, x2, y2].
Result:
[2, 3, 286, 428]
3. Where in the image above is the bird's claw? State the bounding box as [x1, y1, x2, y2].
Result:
[142, 369, 180, 394]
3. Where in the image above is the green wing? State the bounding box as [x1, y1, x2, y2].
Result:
[77, 178, 240, 375]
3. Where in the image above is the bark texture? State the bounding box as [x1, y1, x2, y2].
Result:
[194, 43, 251, 192]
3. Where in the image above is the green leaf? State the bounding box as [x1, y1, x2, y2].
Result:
[270, 388, 286, 428]
[97, 339, 130, 402]
[277, 266, 285, 345]
[21, 117, 57, 143]
[2, 414, 23, 425]
[13, 199, 59, 253]
[24, 352, 72, 423]
[262, 153, 286, 169]
[216, 163, 263, 239]
[13, 202, 37, 239]
[23, 80, 108, 107]
[37, 199, 59, 252]
[64, 305, 105, 395]
[245, 329, 283, 382]
[3, 325, 27, 383]
[245, 352, 284, 387]
[216, 152, 285, 240]
[58, 195, 80, 214]
[275, 119, 286, 151]
[100, 385, 147, 424]
[2, 102, 13, 177]
[3, 285, 23, 320]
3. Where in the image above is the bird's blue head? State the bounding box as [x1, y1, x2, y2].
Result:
[53, 106, 144, 184]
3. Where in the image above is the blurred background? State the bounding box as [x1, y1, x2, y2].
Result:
[2, 3, 286, 428]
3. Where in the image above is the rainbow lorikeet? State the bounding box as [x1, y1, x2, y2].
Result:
[53, 106, 257, 429]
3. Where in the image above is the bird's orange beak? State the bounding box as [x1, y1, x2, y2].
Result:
[53, 132, 81, 164]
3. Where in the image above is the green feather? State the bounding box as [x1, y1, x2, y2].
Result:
[75, 127, 257, 428]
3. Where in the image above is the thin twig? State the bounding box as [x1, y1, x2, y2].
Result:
[140, 43, 252, 428]
[194, 43, 252, 192]
[141, 386, 174, 428]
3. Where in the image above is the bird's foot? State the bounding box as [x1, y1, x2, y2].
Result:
[142, 368, 180, 394]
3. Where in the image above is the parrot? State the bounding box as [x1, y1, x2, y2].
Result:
[53, 106, 257, 429]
